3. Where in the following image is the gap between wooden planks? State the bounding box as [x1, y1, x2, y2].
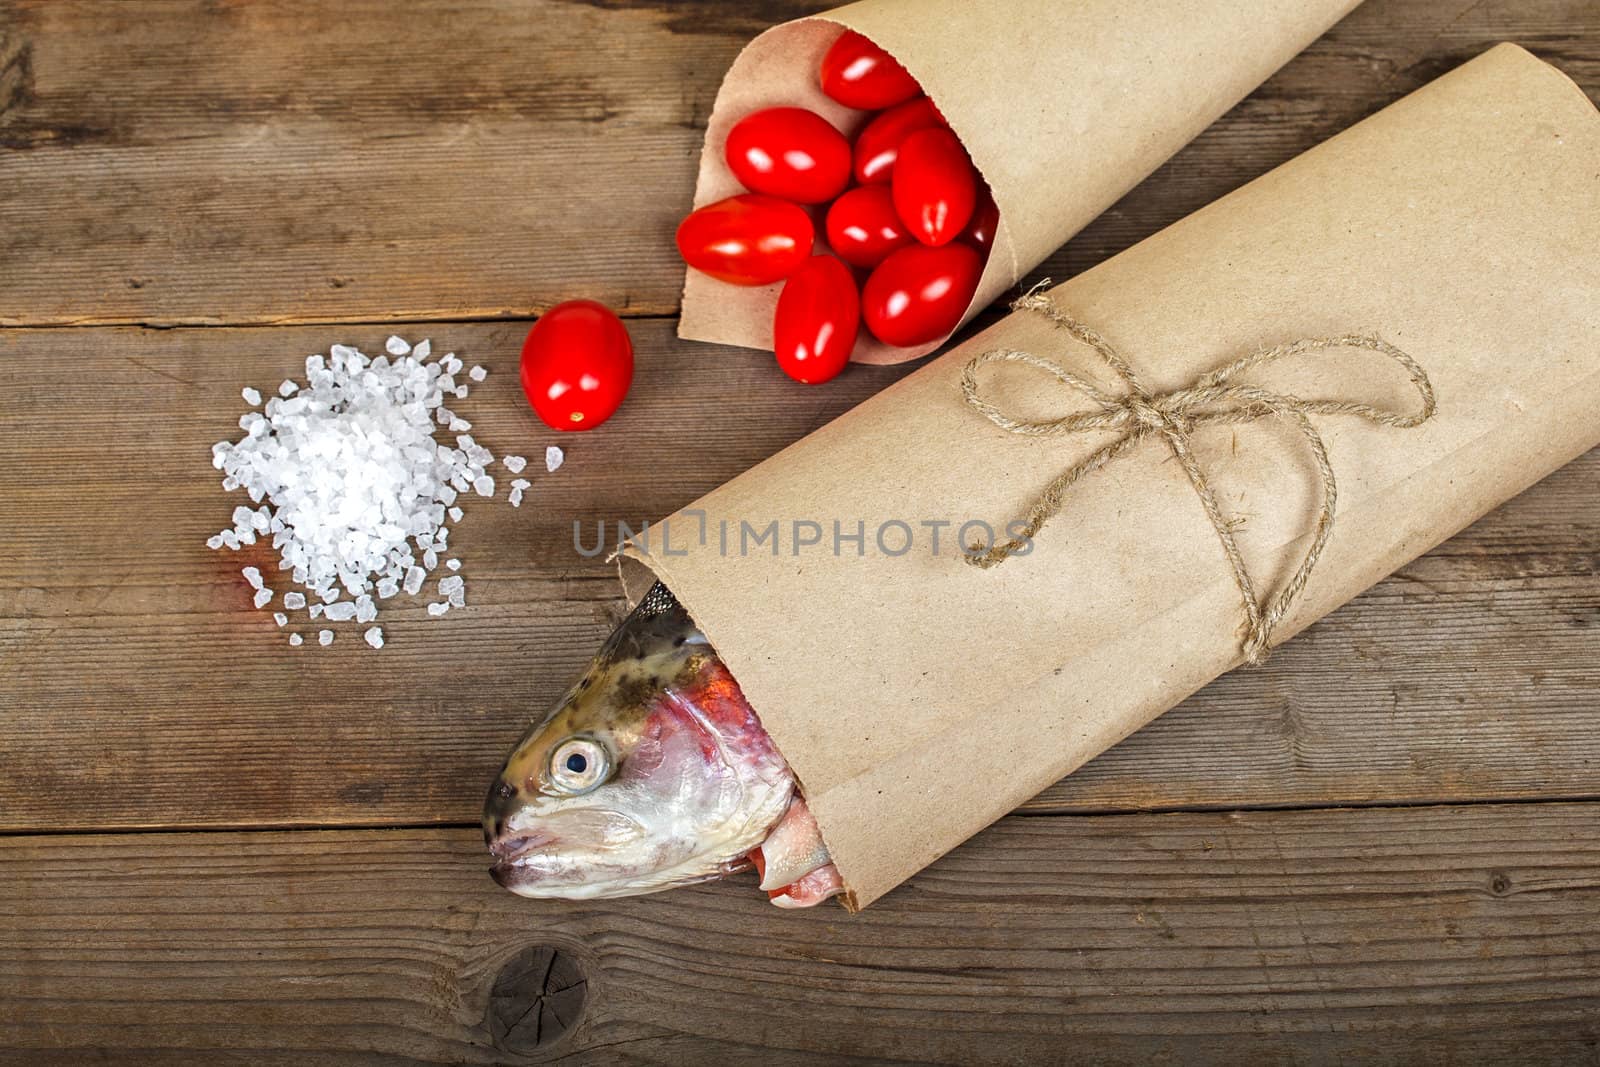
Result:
[0, 319, 1597, 836]
[4, 804, 1599, 1064]
[1, 0, 1597, 326]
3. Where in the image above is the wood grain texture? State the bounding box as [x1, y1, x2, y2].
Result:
[1, 0, 1596, 327]
[1, 322, 1597, 833]
[5, 804, 1600, 1064]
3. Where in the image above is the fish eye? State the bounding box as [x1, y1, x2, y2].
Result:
[548, 737, 609, 795]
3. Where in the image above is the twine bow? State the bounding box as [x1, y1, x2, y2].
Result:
[960, 288, 1436, 665]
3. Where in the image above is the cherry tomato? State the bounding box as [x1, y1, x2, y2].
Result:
[725, 107, 852, 204]
[961, 185, 1000, 252]
[519, 300, 634, 431]
[819, 30, 922, 110]
[891, 127, 976, 247]
[861, 243, 982, 348]
[773, 255, 860, 384]
[852, 96, 945, 185]
[824, 184, 913, 269]
[676, 194, 814, 286]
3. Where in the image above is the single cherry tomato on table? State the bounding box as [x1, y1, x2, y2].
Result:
[892, 127, 976, 247]
[961, 185, 1000, 252]
[725, 107, 852, 204]
[676, 194, 815, 286]
[825, 184, 913, 269]
[773, 255, 860, 384]
[861, 242, 982, 348]
[852, 95, 945, 185]
[819, 30, 922, 110]
[519, 300, 634, 432]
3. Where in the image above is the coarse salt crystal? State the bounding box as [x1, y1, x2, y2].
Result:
[403, 566, 425, 595]
[385, 335, 411, 356]
[546, 446, 564, 472]
[289, 633, 304, 646]
[242, 566, 263, 590]
[503, 455, 526, 473]
[448, 506, 464, 523]
[324, 601, 356, 622]
[309, 603, 323, 619]
[283, 592, 306, 610]
[473, 475, 494, 497]
[319, 629, 334, 646]
[446, 558, 460, 571]
[414, 340, 432, 360]
[427, 602, 449, 617]
[253, 588, 273, 609]
[364, 626, 384, 649]
[273, 612, 288, 627]
[242, 386, 262, 406]
[469, 365, 487, 382]
[279, 380, 298, 397]
[509, 478, 531, 491]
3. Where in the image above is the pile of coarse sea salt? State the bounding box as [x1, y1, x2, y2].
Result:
[208, 336, 566, 649]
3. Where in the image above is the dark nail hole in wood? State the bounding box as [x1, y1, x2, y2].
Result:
[487, 944, 588, 1054]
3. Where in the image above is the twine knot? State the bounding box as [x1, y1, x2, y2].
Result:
[959, 286, 1435, 666]
[1126, 397, 1170, 431]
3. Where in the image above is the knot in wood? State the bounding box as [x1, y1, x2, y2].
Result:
[486, 944, 588, 1054]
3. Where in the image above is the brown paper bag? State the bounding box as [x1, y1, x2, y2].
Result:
[680, 0, 1364, 364]
[630, 43, 1600, 909]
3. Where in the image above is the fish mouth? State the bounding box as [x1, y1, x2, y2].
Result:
[485, 809, 656, 895]
[488, 830, 556, 864]
[487, 828, 562, 888]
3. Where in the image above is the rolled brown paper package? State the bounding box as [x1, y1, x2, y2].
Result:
[631, 43, 1600, 910]
[679, 0, 1364, 364]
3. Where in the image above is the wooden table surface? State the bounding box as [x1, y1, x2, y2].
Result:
[3, 1, 1599, 1062]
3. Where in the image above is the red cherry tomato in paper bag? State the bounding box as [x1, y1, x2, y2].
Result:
[825, 184, 913, 269]
[853, 96, 945, 185]
[819, 30, 922, 110]
[520, 300, 634, 431]
[676, 194, 814, 286]
[961, 185, 1000, 252]
[861, 243, 981, 348]
[774, 255, 860, 384]
[725, 107, 852, 204]
[892, 127, 976, 247]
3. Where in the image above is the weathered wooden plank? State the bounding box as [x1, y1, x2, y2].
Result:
[2, 0, 1596, 327]
[4, 803, 1600, 1064]
[1, 323, 1597, 832]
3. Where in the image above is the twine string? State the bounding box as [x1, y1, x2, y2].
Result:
[960, 287, 1435, 665]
